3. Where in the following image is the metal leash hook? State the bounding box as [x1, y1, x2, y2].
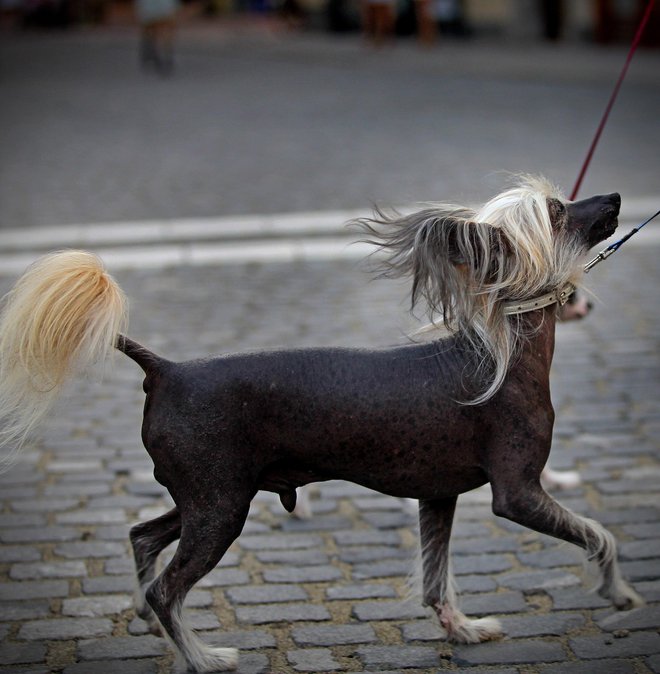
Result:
[584, 208, 660, 273]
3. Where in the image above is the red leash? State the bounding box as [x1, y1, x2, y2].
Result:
[570, 0, 657, 200]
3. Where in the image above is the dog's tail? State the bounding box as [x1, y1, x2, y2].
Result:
[0, 250, 157, 471]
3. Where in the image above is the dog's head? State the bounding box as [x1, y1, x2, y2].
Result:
[359, 176, 619, 319]
[356, 176, 619, 403]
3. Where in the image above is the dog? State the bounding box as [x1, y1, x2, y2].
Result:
[0, 177, 642, 672]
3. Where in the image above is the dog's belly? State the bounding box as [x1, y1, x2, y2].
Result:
[267, 438, 488, 497]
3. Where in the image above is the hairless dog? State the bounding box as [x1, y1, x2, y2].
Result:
[0, 177, 642, 672]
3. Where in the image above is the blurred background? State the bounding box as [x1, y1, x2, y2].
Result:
[0, 0, 658, 233]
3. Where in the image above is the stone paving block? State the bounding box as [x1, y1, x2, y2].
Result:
[498, 569, 581, 592]
[63, 660, 158, 674]
[352, 559, 410, 580]
[77, 635, 167, 661]
[280, 515, 352, 532]
[235, 603, 330, 625]
[333, 529, 402, 546]
[45, 482, 112, 498]
[48, 460, 103, 473]
[401, 621, 442, 642]
[0, 526, 80, 543]
[539, 659, 636, 674]
[596, 605, 660, 632]
[9, 560, 87, 580]
[0, 580, 69, 600]
[596, 507, 660, 525]
[197, 568, 251, 587]
[0, 600, 51, 621]
[516, 546, 582, 568]
[255, 549, 329, 565]
[326, 583, 397, 600]
[238, 534, 323, 551]
[62, 595, 133, 617]
[0, 642, 47, 666]
[55, 509, 127, 525]
[361, 511, 414, 529]
[234, 652, 271, 674]
[460, 591, 528, 616]
[206, 629, 277, 651]
[82, 575, 134, 594]
[453, 639, 567, 666]
[499, 613, 586, 638]
[648, 654, 660, 673]
[353, 496, 410, 511]
[455, 575, 498, 593]
[620, 538, 660, 560]
[182, 589, 214, 609]
[287, 648, 341, 672]
[452, 537, 519, 554]
[10, 498, 79, 512]
[620, 559, 660, 582]
[292, 623, 378, 646]
[623, 521, 660, 538]
[104, 558, 135, 575]
[225, 584, 308, 604]
[451, 553, 513, 575]
[570, 631, 660, 659]
[355, 645, 440, 669]
[262, 565, 343, 583]
[339, 545, 411, 564]
[352, 599, 429, 621]
[53, 541, 126, 559]
[0, 546, 41, 563]
[0, 514, 46, 528]
[19, 617, 113, 641]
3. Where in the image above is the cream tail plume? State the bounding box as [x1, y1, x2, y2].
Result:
[0, 250, 127, 471]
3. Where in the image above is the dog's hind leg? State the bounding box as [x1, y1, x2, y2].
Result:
[129, 507, 181, 633]
[145, 495, 251, 672]
[419, 497, 503, 644]
[491, 482, 643, 610]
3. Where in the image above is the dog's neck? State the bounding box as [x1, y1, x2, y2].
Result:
[515, 306, 558, 383]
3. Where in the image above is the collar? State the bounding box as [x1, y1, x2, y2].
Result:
[502, 282, 575, 316]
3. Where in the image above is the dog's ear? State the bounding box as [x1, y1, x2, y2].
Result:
[353, 207, 502, 318]
[546, 197, 567, 229]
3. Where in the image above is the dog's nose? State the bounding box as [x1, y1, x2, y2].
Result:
[607, 193, 621, 212]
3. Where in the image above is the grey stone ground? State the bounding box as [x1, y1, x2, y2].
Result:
[0, 19, 659, 674]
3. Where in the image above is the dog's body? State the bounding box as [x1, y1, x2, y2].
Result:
[0, 178, 642, 672]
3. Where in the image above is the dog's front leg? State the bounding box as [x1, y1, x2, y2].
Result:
[491, 481, 643, 610]
[419, 497, 503, 644]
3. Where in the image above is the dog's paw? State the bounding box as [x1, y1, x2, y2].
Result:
[436, 604, 503, 644]
[447, 616, 503, 644]
[608, 585, 644, 611]
[180, 647, 239, 673]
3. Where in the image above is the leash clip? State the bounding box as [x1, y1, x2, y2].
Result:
[584, 247, 616, 274]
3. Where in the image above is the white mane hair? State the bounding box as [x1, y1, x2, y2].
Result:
[355, 176, 587, 404]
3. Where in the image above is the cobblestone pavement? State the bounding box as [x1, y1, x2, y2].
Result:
[0, 231, 659, 673]
[1, 24, 659, 229]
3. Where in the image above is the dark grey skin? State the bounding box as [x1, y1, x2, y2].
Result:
[125, 192, 637, 665]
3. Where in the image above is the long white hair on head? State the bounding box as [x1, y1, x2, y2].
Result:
[0, 250, 127, 470]
[354, 176, 586, 404]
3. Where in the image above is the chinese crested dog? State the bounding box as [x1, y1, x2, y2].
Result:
[0, 177, 641, 672]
